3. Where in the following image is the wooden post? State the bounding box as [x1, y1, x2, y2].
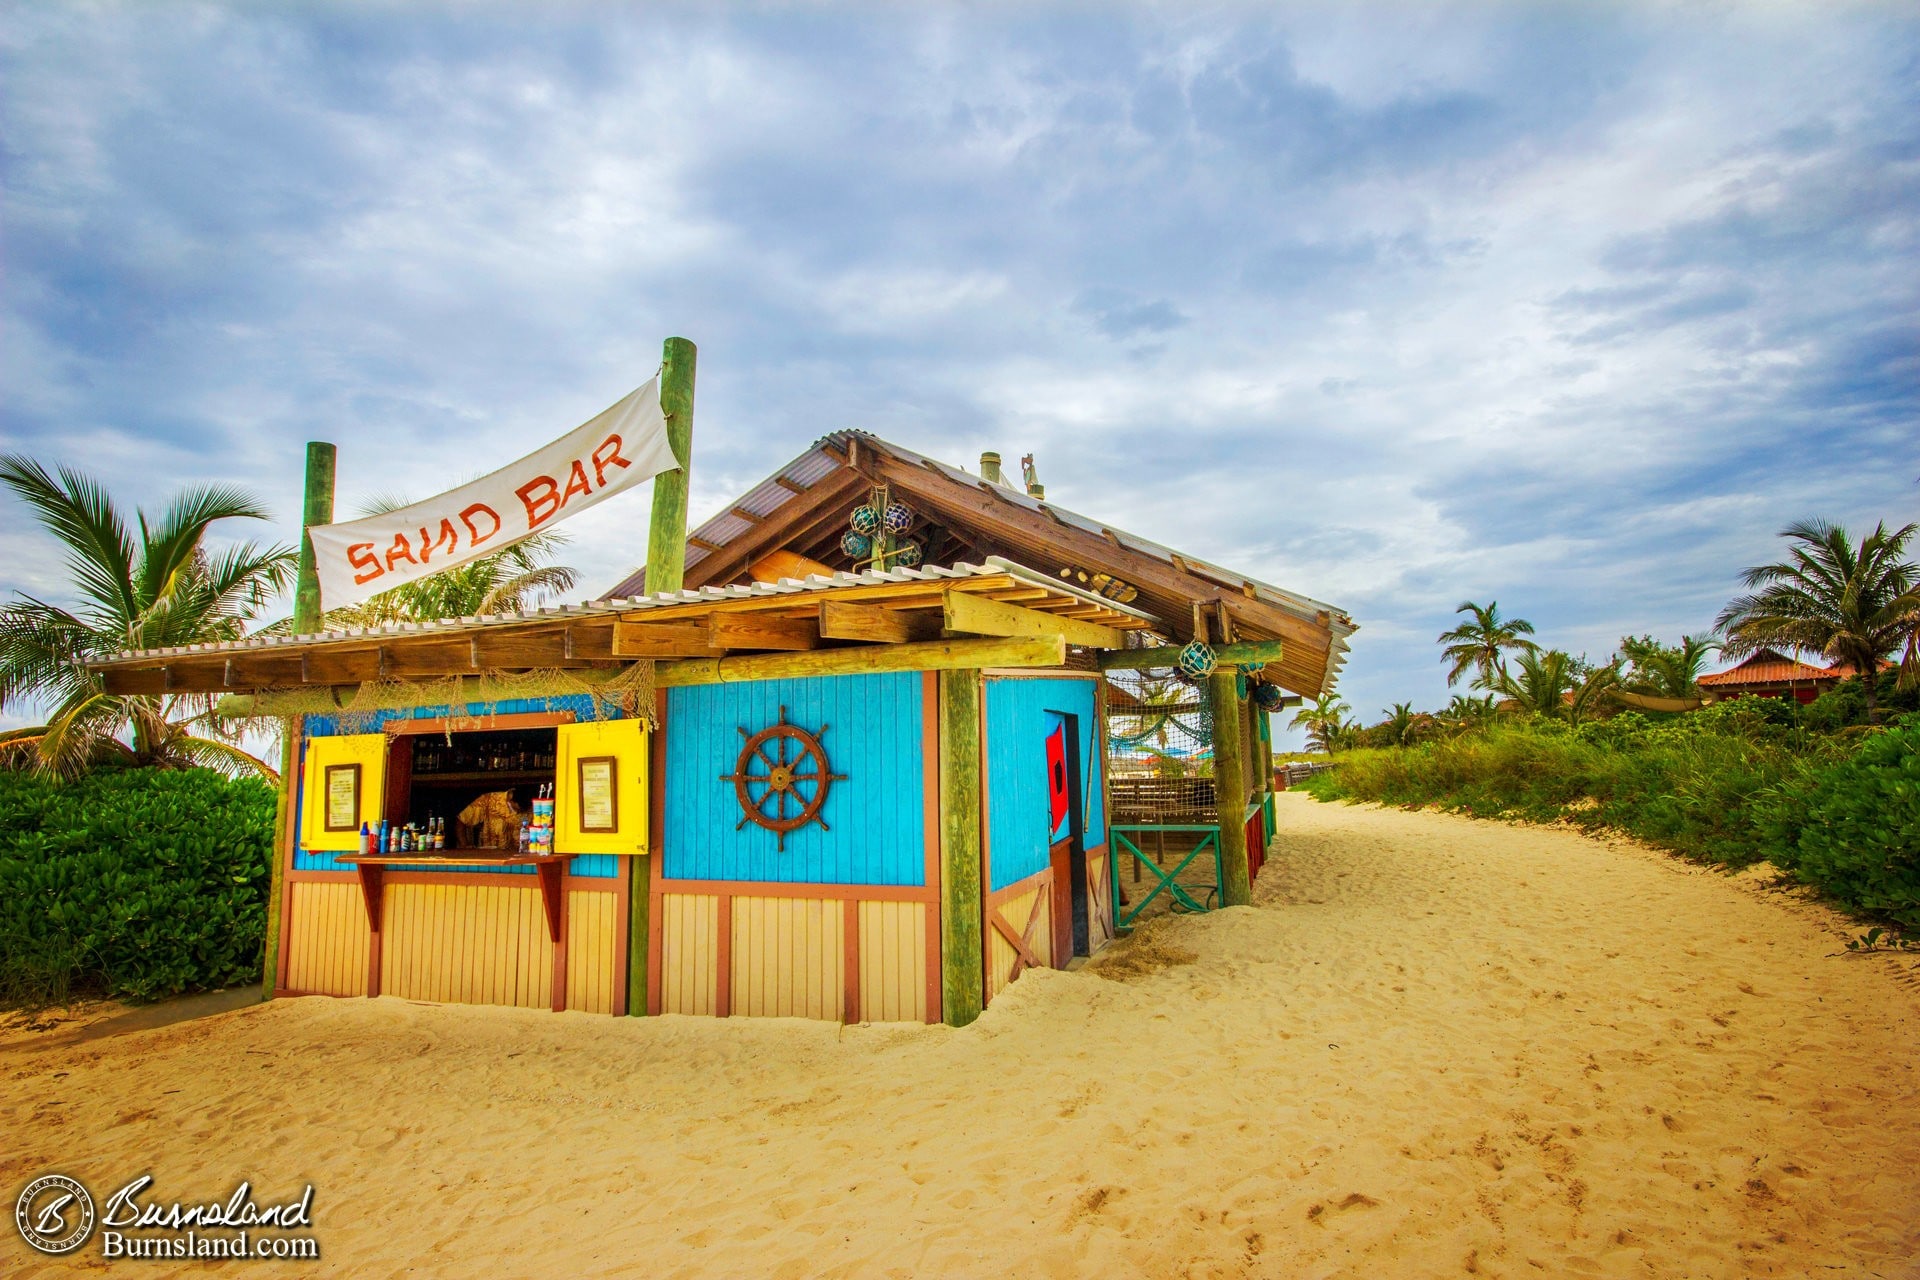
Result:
[1207, 671, 1252, 908]
[265, 442, 335, 998]
[631, 337, 694, 1015]
[938, 668, 985, 1027]
[291, 443, 335, 634]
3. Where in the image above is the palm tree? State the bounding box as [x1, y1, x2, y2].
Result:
[1619, 634, 1720, 699]
[1438, 601, 1539, 690]
[0, 455, 296, 776]
[1494, 648, 1575, 718]
[1568, 659, 1620, 726]
[1379, 701, 1424, 747]
[1289, 692, 1352, 755]
[1716, 519, 1920, 722]
[1497, 649, 1618, 726]
[1437, 693, 1497, 736]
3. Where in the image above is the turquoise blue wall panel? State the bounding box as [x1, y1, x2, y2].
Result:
[662, 672, 926, 886]
[568, 854, 618, 878]
[984, 677, 1101, 891]
[293, 695, 610, 874]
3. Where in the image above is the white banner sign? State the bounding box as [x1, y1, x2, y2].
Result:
[308, 378, 675, 614]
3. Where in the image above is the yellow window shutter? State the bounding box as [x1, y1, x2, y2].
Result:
[299, 733, 388, 851]
[556, 720, 648, 855]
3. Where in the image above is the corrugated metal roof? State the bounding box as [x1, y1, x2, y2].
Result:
[597, 428, 1356, 694]
[99, 557, 1151, 666]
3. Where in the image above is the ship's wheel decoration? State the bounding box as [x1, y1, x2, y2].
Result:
[720, 707, 848, 851]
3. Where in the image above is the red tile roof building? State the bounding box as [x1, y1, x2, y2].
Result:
[1698, 648, 1867, 704]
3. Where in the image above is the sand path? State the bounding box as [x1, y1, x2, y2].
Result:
[5, 794, 1918, 1278]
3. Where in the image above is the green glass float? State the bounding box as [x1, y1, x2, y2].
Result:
[849, 505, 881, 536]
[1176, 641, 1217, 679]
[841, 530, 872, 558]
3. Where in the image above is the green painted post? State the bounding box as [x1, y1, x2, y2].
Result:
[1207, 671, 1253, 908]
[939, 668, 985, 1026]
[265, 443, 335, 998]
[292, 444, 336, 636]
[631, 337, 695, 1014]
[643, 337, 697, 599]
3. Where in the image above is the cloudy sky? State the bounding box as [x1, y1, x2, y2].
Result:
[3, 2, 1915, 745]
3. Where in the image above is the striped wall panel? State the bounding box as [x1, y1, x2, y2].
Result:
[857, 900, 927, 1024]
[565, 890, 618, 1015]
[283, 881, 371, 997]
[731, 897, 843, 1021]
[380, 882, 551, 1009]
[1088, 850, 1114, 950]
[659, 893, 720, 1015]
[987, 880, 1051, 1003]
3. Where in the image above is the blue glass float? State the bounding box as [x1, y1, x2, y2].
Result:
[883, 501, 913, 533]
[1251, 682, 1285, 712]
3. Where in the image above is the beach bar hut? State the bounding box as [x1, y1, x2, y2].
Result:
[91, 428, 1352, 1027]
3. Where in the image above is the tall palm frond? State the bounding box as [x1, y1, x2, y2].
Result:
[0, 453, 295, 777]
[1495, 648, 1575, 717]
[1290, 692, 1352, 754]
[1619, 634, 1720, 699]
[1438, 601, 1539, 691]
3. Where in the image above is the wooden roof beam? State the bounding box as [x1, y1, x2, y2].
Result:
[818, 601, 943, 645]
[102, 667, 167, 696]
[707, 613, 820, 652]
[612, 620, 722, 659]
[942, 589, 1125, 650]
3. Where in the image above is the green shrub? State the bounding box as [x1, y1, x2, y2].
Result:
[1302, 717, 1821, 864]
[1302, 714, 1920, 928]
[0, 769, 276, 1006]
[1783, 725, 1920, 926]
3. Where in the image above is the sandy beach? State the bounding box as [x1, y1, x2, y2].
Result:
[6, 792, 1917, 1278]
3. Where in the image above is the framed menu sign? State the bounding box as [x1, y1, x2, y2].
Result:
[578, 756, 618, 833]
[324, 763, 362, 832]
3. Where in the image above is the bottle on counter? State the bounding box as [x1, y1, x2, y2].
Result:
[360, 822, 373, 856]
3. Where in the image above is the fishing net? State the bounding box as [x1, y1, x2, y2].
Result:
[1103, 666, 1216, 823]
[238, 661, 659, 738]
